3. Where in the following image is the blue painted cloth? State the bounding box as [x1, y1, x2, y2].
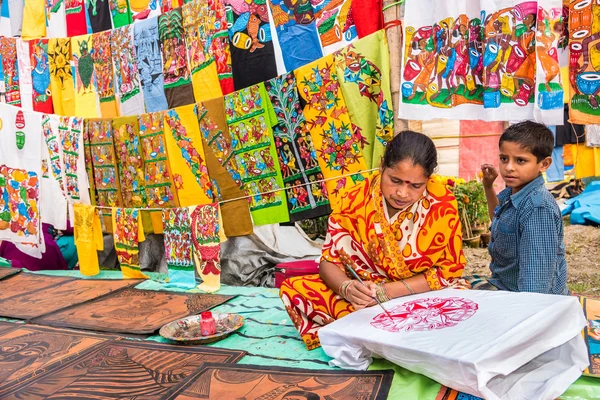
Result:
[488, 175, 569, 295]
[547, 146, 564, 182]
[134, 17, 169, 112]
[277, 22, 323, 72]
[562, 181, 600, 225]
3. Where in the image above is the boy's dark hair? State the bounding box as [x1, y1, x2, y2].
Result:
[382, 130, 438, 176]
[499, 121, 554, 162]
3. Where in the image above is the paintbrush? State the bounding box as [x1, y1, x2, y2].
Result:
[343, 263, 394, 320]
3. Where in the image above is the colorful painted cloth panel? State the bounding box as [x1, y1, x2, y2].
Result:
[65, 0, 88, 36]
[313, 0, 357, 54]
[16, 38, 34, 111]
[163, 207, 195, 289]
[224, 0, 278, 90]
[134, 16, 169, 112]
[182, 0, 223, 101]
[198, 97, 254, 237]
[130, 0, 161, 21]
[73, 204, 104, 276]
[0, 105, 42, 245]
[41, 114, 68, 230]
[138, 111, 179, 208]
[91, 30, 119, 118]
[159, 8, 195, 108]
[163, 104, 214, 206]
[45, 0, 68, 37]
[160, 0, 181, 13]
[351, 0, 383, 38]
[48, 38, 76, 116]
[87, 0, 112, 32]
[265, 72, 331, 221]
[399, 0, 563, 124]
[581, 296, 600, 377]
[280, 172, 466, 349]
[112, 207, 149, 279]
[72, 34, 99, 118]
[268, 0, 323, 71]
[296, 54, 368, 205]
[22, 0, 46, 39]
[223, 83, 290, 225]
[334, 30, 394, 169]
[112, 116, 147, 208]
[42, 114, 67, 196]
[29, 39, 54, 114]
[61, 116, 92, 213]
[190, 203, 222, 292]
[111, 25, 146, 116]
[109, 0, 133, 27]
[0, 37, 21, 107]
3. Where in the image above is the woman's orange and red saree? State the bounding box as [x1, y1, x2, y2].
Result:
[280, 172, 466, 349]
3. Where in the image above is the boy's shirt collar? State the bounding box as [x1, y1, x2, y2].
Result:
[499, 174, 545, 209]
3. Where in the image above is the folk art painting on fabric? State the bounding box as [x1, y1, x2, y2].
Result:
[65, 0, 87, 37]
[265, 72, 331, 221]
[28, 39, 54, 114]
[313, 0, 358, 55]
[91, 31, 119, 118]
[40, 114, 68, 230]
[87, 0, 112, 32]
[334, 30, 394, 168]
[109, 0, 134, 27]
[0, 37, 21, 107]
[16, 39, 34, 111]
[399, 0, 563, 124]
[112, 207, 149, 279]
[224, 0, 278, 90]
[111, 25, 146, 116]
[71, 34, 99, 118]
[60, 116, 92, 217]
[112, 116, 147, 208]
[223, 83, 290, 225]
[45, 0, 68, 37]
[190, 203, 223, 293]
[163, 207, 195, 289]
[73, 204, 104, 276]
[296, 54, 368, 204]
[48, 38, 76, 116]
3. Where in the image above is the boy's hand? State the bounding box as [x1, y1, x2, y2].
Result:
[480, 164, 498, 189]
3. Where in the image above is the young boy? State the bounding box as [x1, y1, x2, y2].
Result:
[480, 121, 568, 295]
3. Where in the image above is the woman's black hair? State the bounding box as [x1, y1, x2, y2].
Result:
[381, 130, 438, 176]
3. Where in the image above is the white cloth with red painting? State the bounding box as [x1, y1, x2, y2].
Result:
[319, 289, 588, 400]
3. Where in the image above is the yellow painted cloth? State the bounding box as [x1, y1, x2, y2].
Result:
[112, 207, 149, 279]
[572, 144, 600, 179]
[71, 34, 99, 118]
[112, 116, 147, 208]
[49, 38, 76, 116]
[296, 54, 369, 207]
[182, 0, 223, 102]
[22, 0, 46, 39]
[280, 172, 466, 349]
[73, 204, 104, 276]
[92, 30, 119, 118]
[189, 203, 222, 293]
[333, 30, 394, 168]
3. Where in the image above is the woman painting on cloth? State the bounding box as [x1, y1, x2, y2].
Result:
[280, 131, 466, 350]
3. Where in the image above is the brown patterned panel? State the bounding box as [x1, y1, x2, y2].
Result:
[0, 268, 20, 281]
[0, 273, 76, 301]
[0, 325, 114, 396]
[166, 363, 394, 400]
[32, 289, 236, 335]
[0, 321, 18, 334]
[0, 279, 144, 320]
[3, 340, 246, 400]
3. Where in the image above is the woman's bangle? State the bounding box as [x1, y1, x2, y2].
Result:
[376, 283, 391, 302]
[400, 279, 415, 295]
[339, 280, 353, 299]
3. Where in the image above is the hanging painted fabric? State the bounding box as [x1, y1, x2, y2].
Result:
[0, 104, 42, 246]
[333, 30, 394, 169]
[112, 207, 149, 279]
[21, 0, 46, 39]
[134, 16, 169, 112]
[82, 118, 97, 205]
[158, 8, 195, 108]
[350, 0, 382, 38]
[182, 0, 223, 102]
[111, 25, 146, 116]
[48, 38, 76, 116]
[163, 207, 195, 289]
[73, 203, 104, 276]
[0, 37, 21, 107]
[224, 0, 278, 90]
[0, 0, 10, 37]
[87, 0, 112, 32]
[267, 0, 323, 71]
[8, 0, 23, 36]
[198, 98, 253, 237]
[65, 0, 88, 36]
[29, 39, 54, 114]
[207, 0, 234, 94]
[223, 83, 290, 225]
[265, 72, 331, 221]
[313, 0, 357, 55]
[16, 39, 34, 111]
[109, 0, 132, 27]
[112, 116, 147, 208]
[138, 111, 179, 208]
[296, 54, 368, 205]
[72, 34, 100, 118]
[41, 114, 68, 230]
[85, 118, 123, 228]
[92, 30, 119, 118]
[190, 203, 223, 293]
[163, 103, 214, 206]
[160, 0, 180, 12]
[45, 0, 67, 37]
[130, 0, 161, 21]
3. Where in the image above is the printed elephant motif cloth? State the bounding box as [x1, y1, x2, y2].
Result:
[29, 39, 54, 114]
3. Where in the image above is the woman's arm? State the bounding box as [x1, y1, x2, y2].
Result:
[383, 273, 430, 299]
[320, 260, 377, 309]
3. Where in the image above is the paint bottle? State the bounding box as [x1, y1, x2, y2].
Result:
[200, 311, 217, 336]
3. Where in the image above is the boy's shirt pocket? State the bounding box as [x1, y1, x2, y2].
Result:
[489, 209, 518, 265]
